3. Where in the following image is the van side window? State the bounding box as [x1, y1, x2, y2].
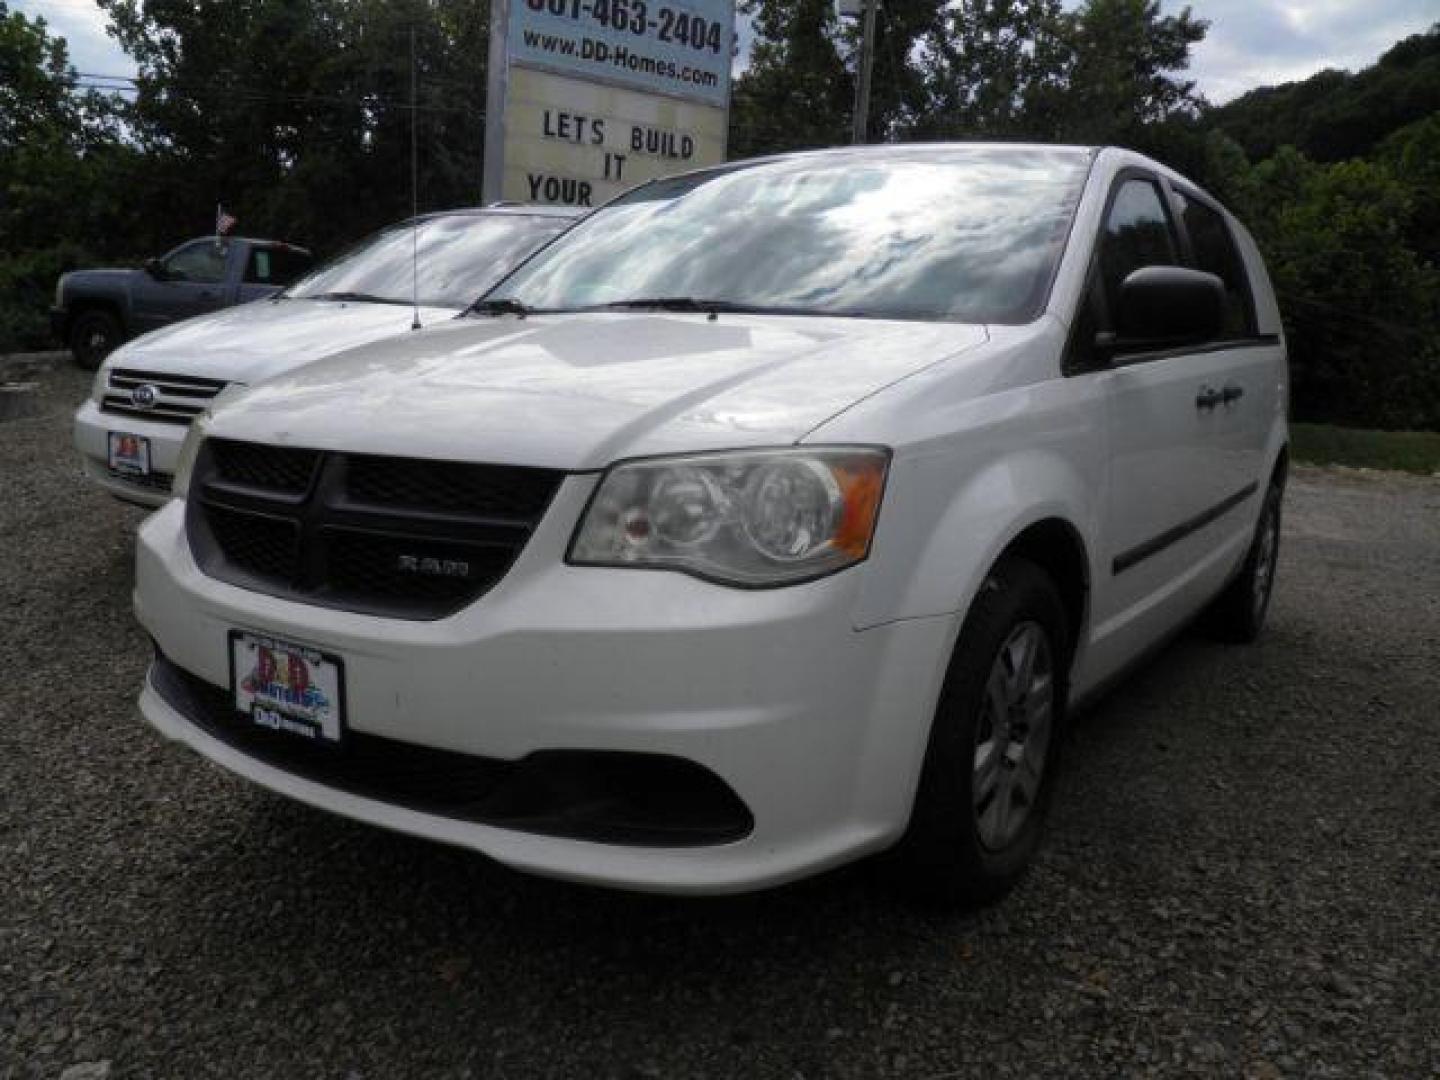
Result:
[1175, 191, 1255, 336]
[1098, 178, 1179, 325]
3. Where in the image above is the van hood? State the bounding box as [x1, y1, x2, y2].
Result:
[106, 298, 457, 384]
[208, 312, 988, 470]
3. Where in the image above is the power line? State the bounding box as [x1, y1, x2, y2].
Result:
[66, 78, 486, 118]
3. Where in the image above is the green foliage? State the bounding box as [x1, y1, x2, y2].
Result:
[910, 0, 1068, 140]
[98, 0, 492, 255]
[1234, 153, 1440, 430]
[1291, 422, 1440, 476]
[0, 244, 95, 352]
[1039, 0, 1208, 143]
[738, 0, 1208, 151]
[0, 3, 121, 352]
[729, 0, 853, 156]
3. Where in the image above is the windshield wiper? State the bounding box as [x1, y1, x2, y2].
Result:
[468, 297, 533, 318]
[582, 297, 818, 317]
[305, 291, 412, 306]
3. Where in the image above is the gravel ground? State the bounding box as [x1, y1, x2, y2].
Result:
[3, 364, 1438, 1079]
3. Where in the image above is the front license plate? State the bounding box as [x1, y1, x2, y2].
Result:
[229, 631, 345, 746]
[108, 432, 151, 476]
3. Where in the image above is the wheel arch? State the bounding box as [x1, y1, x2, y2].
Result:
[1271, 442, 1289, 487]
[992, 517, 1090, 668]
[68, 297, 127, 338]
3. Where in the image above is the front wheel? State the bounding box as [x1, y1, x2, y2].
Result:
[893, 556, 1069, 908]
[1205, 479, 1283, 643]
[69, 309, 122, 371]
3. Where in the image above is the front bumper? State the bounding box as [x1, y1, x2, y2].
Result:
[74, 398, 188, 508]
[133, 485, 958, 894]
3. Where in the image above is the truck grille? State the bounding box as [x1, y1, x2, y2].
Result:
[185, 439, 565, 619]
[101, 367, 228, 425]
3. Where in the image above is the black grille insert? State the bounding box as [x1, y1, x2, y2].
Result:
[345, 454, 560, 518]
[209, 439, 320, 495]
[150, 654, 753, 847]
[186, 440, 564, 619]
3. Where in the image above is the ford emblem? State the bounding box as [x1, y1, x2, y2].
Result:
[131, 384, 159, 409]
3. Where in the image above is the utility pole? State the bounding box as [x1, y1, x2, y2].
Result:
[851, 0, 879, 144]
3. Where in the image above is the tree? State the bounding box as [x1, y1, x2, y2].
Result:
[908, 0, 1207, 145]
[1036, 0, 1209, 144]
[730, 0, 945, 154]
[1238, 150, 1440, 429]
[0, 2, 128, 349]
[729, 0, 855, 157]
[910, 0, 1069, 140]
[97, 0, 492, 255]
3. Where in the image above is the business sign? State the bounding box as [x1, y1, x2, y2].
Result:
[483, 0, 734, 206]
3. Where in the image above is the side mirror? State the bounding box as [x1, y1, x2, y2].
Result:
[1099, 266, 1225, 357]
[144, 257, 167, 280]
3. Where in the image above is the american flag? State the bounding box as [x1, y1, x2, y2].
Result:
[215, 204, 237, 236]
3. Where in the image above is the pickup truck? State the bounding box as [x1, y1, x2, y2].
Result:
[52, 237, 313, 369]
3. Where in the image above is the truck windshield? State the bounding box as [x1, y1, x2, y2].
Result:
[488, 147, 1092, 324]
[286, 213, 569, 308]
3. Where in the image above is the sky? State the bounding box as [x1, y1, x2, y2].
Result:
[11, 0, 1439, 106]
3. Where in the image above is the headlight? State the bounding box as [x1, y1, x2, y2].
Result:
[90, 364, 110, 402]
[569, 447, 889, 587]
[170, 415, 208, 500]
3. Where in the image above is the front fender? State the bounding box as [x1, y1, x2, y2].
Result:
[852, 377, 1105, 633]
[62, 270, 139, 324]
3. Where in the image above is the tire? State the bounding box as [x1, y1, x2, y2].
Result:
[69, 309, 122, 371]
[893, 556, 1070, 908]
[1205, 479, 1283, 644]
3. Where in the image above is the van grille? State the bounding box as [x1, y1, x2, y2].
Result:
[101, 367, 227, 426]
[186, 439, 565, 619]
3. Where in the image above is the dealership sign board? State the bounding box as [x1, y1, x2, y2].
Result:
[483, 0, 735, 207]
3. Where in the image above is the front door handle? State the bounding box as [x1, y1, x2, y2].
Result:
[1196, 385, 1223, 411]
[1222, 383, 1245, 405]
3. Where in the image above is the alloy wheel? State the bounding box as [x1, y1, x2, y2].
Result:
[973, 621, 1054, 851]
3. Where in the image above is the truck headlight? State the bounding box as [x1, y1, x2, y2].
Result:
[569, 447, 889, 587]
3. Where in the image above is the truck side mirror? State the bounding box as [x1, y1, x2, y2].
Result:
[144, 257, 168, 280]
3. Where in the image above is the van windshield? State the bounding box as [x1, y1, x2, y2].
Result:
[488, 147, 1092, 324]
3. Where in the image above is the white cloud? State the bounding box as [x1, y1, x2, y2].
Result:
[1177, 0, 1437, 102]
[11, 0, 135, 78]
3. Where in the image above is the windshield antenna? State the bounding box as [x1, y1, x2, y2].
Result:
[409, 23, 421, 331]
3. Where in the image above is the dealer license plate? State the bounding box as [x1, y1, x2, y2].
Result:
[108, 432, 151, 476]
[229, 630, 345, 746]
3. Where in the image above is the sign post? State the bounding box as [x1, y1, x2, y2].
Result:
[484, 0, 736, 207]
